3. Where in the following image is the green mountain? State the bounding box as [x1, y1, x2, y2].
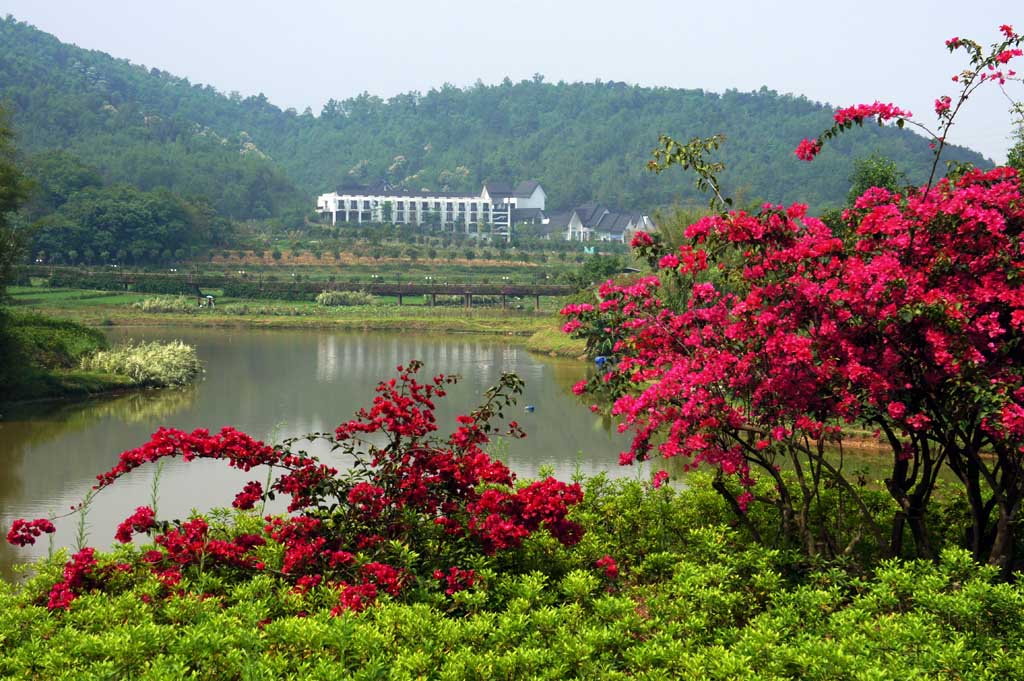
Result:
[0, 14, 991, 219]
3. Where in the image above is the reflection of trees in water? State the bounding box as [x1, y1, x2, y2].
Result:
[74, 386, 199, 424]
[0, 388, 198, 521]
[3, 386, 198, 441]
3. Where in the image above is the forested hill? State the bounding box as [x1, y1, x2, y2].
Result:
[0, 15, 991, 217]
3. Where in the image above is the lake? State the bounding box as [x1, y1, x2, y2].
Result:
[0, 327, 636, 579]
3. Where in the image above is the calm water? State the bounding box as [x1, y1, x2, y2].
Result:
[1, 327, 634, 579]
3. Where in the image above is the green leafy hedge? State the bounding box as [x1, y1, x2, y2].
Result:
[3, 476, 1021, 679]
[221, 281, 317, 301]
[48, 271, 193, 295]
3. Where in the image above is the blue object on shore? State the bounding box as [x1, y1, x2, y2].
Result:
[525, 405, 536, 412]
[595, 356, 607, 366]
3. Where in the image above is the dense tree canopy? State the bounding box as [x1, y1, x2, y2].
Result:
[31, 184, 229, 265]
[0, 15, 991, 218]
[0, 105, 30, 293]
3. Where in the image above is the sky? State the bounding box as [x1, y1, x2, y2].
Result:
[1, 0, 1021, 162]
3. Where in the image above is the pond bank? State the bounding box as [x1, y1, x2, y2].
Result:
[8, 285, 587, 358]
[0, 309, 202, 405]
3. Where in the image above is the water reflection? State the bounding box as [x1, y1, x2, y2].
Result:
[0, 387, 199, 576]
[1, 327, 628, 578]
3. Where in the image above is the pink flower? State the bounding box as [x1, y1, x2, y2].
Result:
[833, 102, 911, 126]
[995, 49, 1022, 64]
[934, 96, 952, 114]
[794, 138, 821, 161]
[658, 254, 680, 269]
[653, 470, 670, 488]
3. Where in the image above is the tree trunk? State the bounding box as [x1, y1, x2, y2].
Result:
[987, 503, 1015, 577]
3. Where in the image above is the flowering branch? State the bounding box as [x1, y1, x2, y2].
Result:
[795, 24, 1022, 193]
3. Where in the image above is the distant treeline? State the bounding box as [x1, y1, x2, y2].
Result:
[0, 15, 992, 249]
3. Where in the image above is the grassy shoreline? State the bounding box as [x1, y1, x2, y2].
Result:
[0, 304, 204, 405]
[7, 285, 586, 356]
[2, 286, 584, 404]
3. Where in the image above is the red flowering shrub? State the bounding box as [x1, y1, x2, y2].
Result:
[6, 518, 56, 547]
[8, 362, 584, 613]
[565, 25, 1024, 570]
[114, 506, 156, 543]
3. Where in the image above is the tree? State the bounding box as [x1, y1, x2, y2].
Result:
[564, 25, 1024, 570]
[846, 154, 905, 205]
[563, 254, 623, 291]
[0, 106, 31, 296]
[1009, 105, 1023, 174]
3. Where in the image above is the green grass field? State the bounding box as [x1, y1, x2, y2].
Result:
[6, 285, 579, 355]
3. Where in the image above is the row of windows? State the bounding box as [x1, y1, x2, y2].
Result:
[333, 198, 502, 212]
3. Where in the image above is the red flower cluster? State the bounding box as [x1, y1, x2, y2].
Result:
[595, 554, 619, 579]
[114, 506, 156, 543]
[6, 518, 55, 547]
[433, 566, 476, 595]
[147, 517, 265, 573]
[995, 48, 1022, 64]
[232, 481, 264, 510]
[333, 583, 377, 614]
[47, 548, 97, 610]
[465, 478, 584, 553]
[833, 101, 911, 126]
[794, 138, 822, 161]
[95, 426, 280, 489]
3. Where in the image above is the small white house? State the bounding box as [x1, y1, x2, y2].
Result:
[562, 202, 654, 242]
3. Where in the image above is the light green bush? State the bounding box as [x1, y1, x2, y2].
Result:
[79, 340, 201, 387]
[315, 290, 376, 306]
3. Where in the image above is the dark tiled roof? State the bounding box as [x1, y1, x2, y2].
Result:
[484, 181, 514, 198]
[545, 211, 571, 226]
[513, 180, 542, 197]
[513, 208, 545, 221]
[572, 202, 608, 226]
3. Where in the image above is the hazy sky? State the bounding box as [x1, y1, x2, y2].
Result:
[2, 1, 1021, 162]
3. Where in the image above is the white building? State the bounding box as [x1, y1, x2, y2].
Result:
[315, 179, 546, 241]
[549, 202, 656, 242]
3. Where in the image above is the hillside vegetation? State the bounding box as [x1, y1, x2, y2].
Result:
[0, 14, 990, 223]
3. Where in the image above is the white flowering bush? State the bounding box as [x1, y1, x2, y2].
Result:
[132, 296, 197, 314]
[315, 290, 376, 306]
[80, 340, 201, 387]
